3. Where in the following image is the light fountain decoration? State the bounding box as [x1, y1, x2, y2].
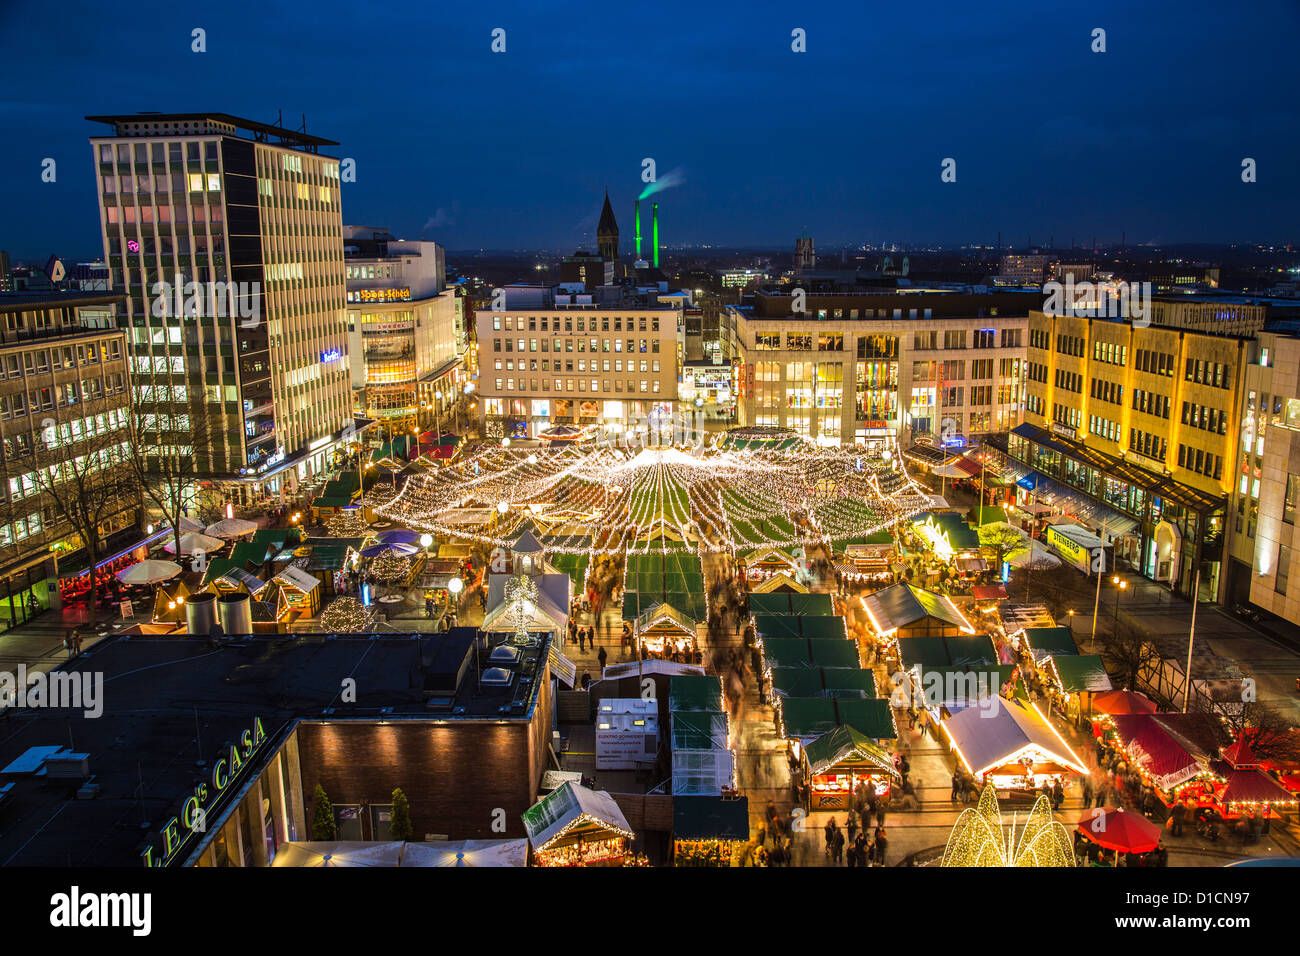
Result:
[503, 572, 539, 647]
[941, 785, 1076, 867]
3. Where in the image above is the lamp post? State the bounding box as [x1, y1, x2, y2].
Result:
[1111, 575, 1127, 634]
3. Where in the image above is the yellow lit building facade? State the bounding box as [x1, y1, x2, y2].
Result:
[1009, 309, 1248, 601]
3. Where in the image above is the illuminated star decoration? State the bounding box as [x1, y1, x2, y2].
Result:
[941, 785, 1076, 867]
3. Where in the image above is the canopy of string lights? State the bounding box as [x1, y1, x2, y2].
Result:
[374, 439, 932, 555]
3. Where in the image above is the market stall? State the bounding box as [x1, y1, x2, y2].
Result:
[802, 724, 902, 810]
[269, 564, 322, 620]
[940, 695, 1088, 793]
[521, 781, 635, 867]
[861, 582, 976, 641]
[672, 795, 749, 867]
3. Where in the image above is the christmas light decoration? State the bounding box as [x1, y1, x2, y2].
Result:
[942, 785, 1076, 867]
[370, 551, 412, 584]
[320, 596, 381, 633]
[326, 508, 370, 537]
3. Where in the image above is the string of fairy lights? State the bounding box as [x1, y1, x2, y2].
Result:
[374, 442, 931, 559]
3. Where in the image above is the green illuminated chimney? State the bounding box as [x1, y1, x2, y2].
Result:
[634, 199, 642, 259]
[652, 201, 660, 269]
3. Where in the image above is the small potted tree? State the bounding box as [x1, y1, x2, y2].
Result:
[390, 787, 414, 842]
[311, 784, 337, 841]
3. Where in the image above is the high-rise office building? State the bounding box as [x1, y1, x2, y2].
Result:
[87, 113, 354, 501]
[343, 227, 461, 430]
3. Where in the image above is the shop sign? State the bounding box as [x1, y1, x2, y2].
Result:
[140, 716, 268, 867]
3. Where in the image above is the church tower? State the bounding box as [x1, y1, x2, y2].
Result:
[597, 190, 620, 263]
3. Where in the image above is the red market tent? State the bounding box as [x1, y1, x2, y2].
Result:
[1109, 715, 1204, 791]
[1092, 690, 1157, 716]
[1221, 769, 1297, 811]
[1075, 806, 1162, 854]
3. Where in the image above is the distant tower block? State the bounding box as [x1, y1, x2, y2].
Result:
[597, 191, 619, 263]
[795, 233, 815, 273]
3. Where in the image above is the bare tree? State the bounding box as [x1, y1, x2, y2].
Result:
[28, 409, 141, 610]
[124, 395, 211, 557]
[1100, 620, 1156, 691]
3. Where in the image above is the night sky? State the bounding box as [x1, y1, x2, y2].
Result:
[1, 0, 1297, 260]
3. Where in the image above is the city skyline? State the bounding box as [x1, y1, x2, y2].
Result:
[2, 0, 1299, 261]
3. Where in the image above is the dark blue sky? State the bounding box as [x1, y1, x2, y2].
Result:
[1, 0, 1297, 260]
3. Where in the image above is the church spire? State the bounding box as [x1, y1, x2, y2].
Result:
[597, 190, 619, 262]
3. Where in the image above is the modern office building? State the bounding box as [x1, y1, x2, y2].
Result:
[726, 290, 1033, 450]
[343, 227, 461, 432]
[1004, 305, 1253, 601]
[0, 292, 137, 630]
[475, 284, 681, 439]
[87, 113, 354, 502]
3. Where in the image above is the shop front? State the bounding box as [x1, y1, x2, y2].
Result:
[1001, 423, 1225, 601]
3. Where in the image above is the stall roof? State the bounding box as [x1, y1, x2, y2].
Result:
[898, 635, 999, 670]
[1019, 626, 1079, 658]
[673, 796, 750, 841]
[804, 725, 901, 778]
[779, 697, 897, 741]
[521, 782, 633, 851]
[1049, 654, 1112, 693]
[862, 583, 974, 634]
[1108, 714, 1214, 791]
[273, 564, 320, 594]
[762, 636, 860, 670]
[770, 667, 877, 699]
[669, 675, 724, 713]
[941, 696, 1088, 777]
[755, 614, 846, 641]
[1221, 769, 1298, 808]
[748, 592, 834, 616]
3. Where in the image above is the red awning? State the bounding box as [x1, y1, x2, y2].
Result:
[1221, 737, 1261, 770]
[970, 584, 1008, 601]
[1110, 715, 1201, 790]
[953, 456, 984, 478]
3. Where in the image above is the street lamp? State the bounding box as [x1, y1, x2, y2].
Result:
[419, 533, 433, 550]
[447, 576, 463, 596]
[1112, 576, 1128, 633]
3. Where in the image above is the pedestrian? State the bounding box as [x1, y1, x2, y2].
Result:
[951, 771, 961, 802]
[824, 818, 836, 858]
[875, 804, 886, 828]
[846, 808, 858, 844]
[1081, 775, 1095, 808]
[832, 827, 845, 865]
[597, 645, 608, 670]
[578, 628, 586, 652]
[1170, 801, 1186, 837]
[874, 826, 889, 866]
[1052, 779, 1065, 811]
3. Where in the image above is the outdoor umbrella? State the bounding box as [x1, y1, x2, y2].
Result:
[1005, 538, 1061, 569]
[177, 515, 205, 533]
[163, 532, 225, 556]
[205, 518, 259, 539]
[375, 528, 422, 546]
[1092, 689, 1157, 716]
[115, 560, 184, 586]
[359, 542, 419, 559]
[1076, 806, 1162, 855]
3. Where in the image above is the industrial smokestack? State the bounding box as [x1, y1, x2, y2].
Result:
[652, 201, 660, 269]
[634, 199, 642, 259]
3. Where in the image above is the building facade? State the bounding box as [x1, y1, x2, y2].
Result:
[343, 227, 461, 432]
[1009, 305, 1252, 601]
[475, 285, 681, 440]
[88, 113, 354, 501]
[727, 291, 1031, 450]
[1233, 330, 1300, 623]
[0, 293, 136, 630]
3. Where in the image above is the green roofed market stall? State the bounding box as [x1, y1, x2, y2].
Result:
[673, 796, 750, 867]
[803, 724, 902, 810]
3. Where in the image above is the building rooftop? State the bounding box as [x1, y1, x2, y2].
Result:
[0, 629, 550, 866]
[87, 112, 338, 150]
